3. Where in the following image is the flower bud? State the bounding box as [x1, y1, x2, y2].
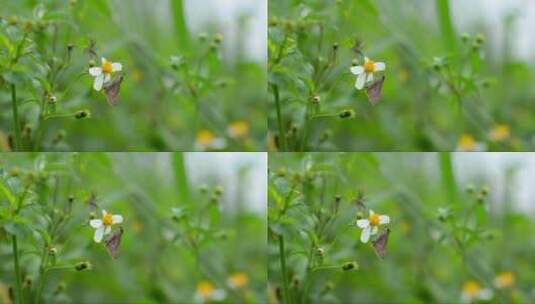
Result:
[75, 110, 90, 119]
[74, 261, 92, 271]
[23, 276, 32, 289]
[342, 261, 359, 271]
[199, 184, 209, 194]
[475, 34, 486, 45]
[213, 33, 224, 44]
[49, 247, 57, 256]
[8, 16, 19, 26]
[461, 33, 470, 43]
[214, 185, 224, 196]
[48, 95, 57, 104]
[338, 109, 355, 119]
[315, 247, 324, 257]
[54, 282, 66, 295]
[198, 32, 208, 42]
[88, 59, 96, 67]
[332, 43, 339, 51]
[312, 95, 321, 104]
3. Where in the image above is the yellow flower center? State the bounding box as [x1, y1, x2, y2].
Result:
[197, 130, 215, 145]
[102, 60, 113, 74]
[495, 271, 515, 288]
[364, 59, 375, 73]
[228, 272, 249, 289]
[368, 213, 380, 226]
[102, 212, 113, 226]
[463, 280, 481, 297]
[229, 121, 249, 138]
[197, 281, 214, 298]
[489, 124, 510, 142]
[458, 134, 476, 151]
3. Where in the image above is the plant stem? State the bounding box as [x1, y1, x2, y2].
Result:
[279, 236, 291, 304]
[11, 84, 22, 151]
[300, 102, 311, 152]
[272, 84, 287, 151]
[12, 235, 23, 304]
[35, 246, 50, 304]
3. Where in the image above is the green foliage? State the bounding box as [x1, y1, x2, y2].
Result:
[0, 1, 265, 151]
[268, 152, 534, 303]
[268, 0, 535, 151]
[0, 153, 266, 303]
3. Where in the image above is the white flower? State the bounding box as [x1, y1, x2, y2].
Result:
[350, 57, 386, 90]
[195, 280, 226, 303]
[89, 210, 123, 243]
[356, 209, 390, 243]
[456, 134, 486, 152]
[88, 58, 122, 91]
[195, 130, 226, 151]
[461, 280, 493, 303]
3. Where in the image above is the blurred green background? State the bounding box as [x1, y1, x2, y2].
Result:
[0, 152, 266, 303]
[268, 152, 535, 303]
[268, 0, 535, 151]
[1, 0, 266, 151]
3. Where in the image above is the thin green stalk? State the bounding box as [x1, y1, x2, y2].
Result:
[11, 84, 22, 151]
[279, 236, 291, 304]
[439, 152, 458, 205]
[172, 152, 190, 204]
[272, 84, 287, 151]
[300, 102, 311, 151]
[12, 235, 23, 304]
[436, 0, 457, 53]
[34, 246, 50, 304]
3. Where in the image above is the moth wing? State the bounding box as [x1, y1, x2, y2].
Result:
[105, 226, 124, 259]
[372, 228, 390, 259]
[366, 76, 385, 105]
[103, 76, 124, 106]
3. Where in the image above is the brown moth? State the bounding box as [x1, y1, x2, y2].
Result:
[366, 76, 385, 105]
[105, 226, 124, 259]
[103, 76, 124, 106]
[372, 228, 390, 259]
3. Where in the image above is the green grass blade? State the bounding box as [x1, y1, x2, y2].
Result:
[170, 0, 190, 50]
[438, 152, 458, 205]
[435, 0, 457, 52]
[172, 152, 190, 204]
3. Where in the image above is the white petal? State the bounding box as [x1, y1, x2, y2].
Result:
[112, 62, 122, 72]
[94, 227, 105, 242]
[89, 67, 102, 76]
[374, 62, 386, 71]
[355, 73, 366, 90]
[89, 219, 102, 228]
[369, 210, 375, 215]
[112, 214, 123, 224]
[364, 57, 370, 63]
[101, 57, 107, 64]
[211, 138, 227, 149]
[360, 227, 371, 243]
[212, 289, 226, 301]
[350, 66, 364, 75]
[379, 215, 390, 224]
[356, 219, 369, 228]
[371, 226, 378, 235]
[478, 289, 493, 300]
[367, 73, 374, 82]
[104, 74, 111, 83]
[102, 210, 107, 216]
[93, 74, 104, 91]
[104, 226, 111, 235]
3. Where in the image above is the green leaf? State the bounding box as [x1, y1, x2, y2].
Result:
[170, 0, 190, 50]
[172, 153, 190, 204]
[0, 180, 16, 209]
